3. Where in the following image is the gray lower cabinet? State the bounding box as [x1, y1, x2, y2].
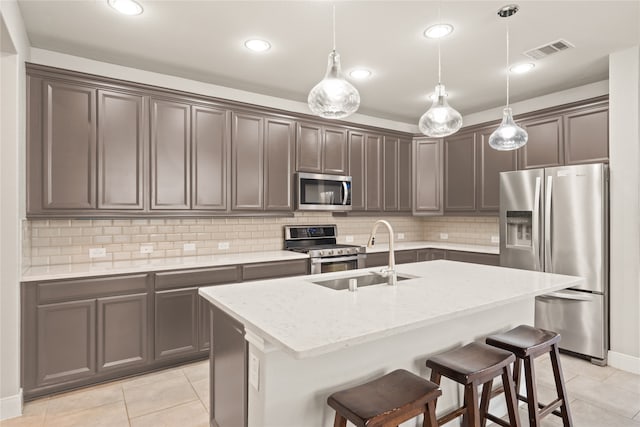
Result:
[365, 250, 418, 268]
[417, 249, 446, 261]
[445, 250, 500, 266]
[154, 288, 200, 360]
[242, 259, 309, 281]
[22, 274, 151, 398]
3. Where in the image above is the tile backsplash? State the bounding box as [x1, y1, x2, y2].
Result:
[24, 214, 499, 267]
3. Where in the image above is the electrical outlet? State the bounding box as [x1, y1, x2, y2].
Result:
[183, 243, 196, 252]
[345, 235, 354, 243]
[397, 233, 405, 240]
[89, 248, 106, 258]
[491, 235, 500, 243]
[439, 233, 449, 240]
[249, 352, 260, 390]
[140, 244, 153, 254]
[218, 241, 230, 250]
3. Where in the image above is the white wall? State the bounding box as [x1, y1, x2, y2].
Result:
[0, 0, 29, 420]
[608, 46, 640, 374]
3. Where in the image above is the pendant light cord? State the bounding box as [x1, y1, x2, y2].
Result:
[332, 5, 336, 52]
[437, 5, 442, 84]
[506, 20, 510, 107]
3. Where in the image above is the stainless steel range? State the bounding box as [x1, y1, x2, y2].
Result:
[284, 225, 365, 274]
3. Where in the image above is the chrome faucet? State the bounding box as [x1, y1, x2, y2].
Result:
[367, 220, 397, 285]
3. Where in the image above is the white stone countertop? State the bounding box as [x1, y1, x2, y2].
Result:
[365, 241, 499, 255]
[21, 241, 497, 282]
[199, 260, 583, 359]
[21, 250, 309, 282]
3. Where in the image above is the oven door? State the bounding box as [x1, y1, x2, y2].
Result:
[297, 172, 352, 211]
[311, 256, 360, 275]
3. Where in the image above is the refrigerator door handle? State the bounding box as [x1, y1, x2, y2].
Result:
[538, 290, 593, 301]
[532, 177, 542, 270]
[545, 175, 553, 272]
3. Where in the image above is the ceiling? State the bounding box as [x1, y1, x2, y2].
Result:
[17, 1, 640, 124]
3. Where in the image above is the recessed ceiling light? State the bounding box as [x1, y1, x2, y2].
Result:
[424, 24, 454, 39]
[349, 69, 372, 79]
[107, 0, 143, 15]
[510, 62, 535, 74]
[244, 39, 271, 52]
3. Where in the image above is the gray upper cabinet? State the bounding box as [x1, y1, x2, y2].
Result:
[28, 77, 97, 213]
[97, 90, 146, 210]
[347, 131, 366, 211]
[383, 136, 412, 212]
[232, 113, 294, 212]
[296, 121, 347, 175]
[365, 134, 383, 211]
[518, 115, 564, 169]
[264, 117, 295, 211]
[192, 105, 229, 211]
[232, 112, 264, 210]
[413, 138, 443, 215]
[476, 127, 517, 212]
[444, 131, 477, 212]
[150, 98, 191, 210]
[563, 103, 609, 165]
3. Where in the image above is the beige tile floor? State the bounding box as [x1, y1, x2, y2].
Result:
[2, 353, 639, 426]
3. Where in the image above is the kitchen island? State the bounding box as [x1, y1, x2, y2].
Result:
[199, 260, 584, 427]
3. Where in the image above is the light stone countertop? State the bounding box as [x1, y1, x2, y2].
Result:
[199, 260, 584, 359]
[21, 241, 498, 282]
[21, 250, 309, 282]
[364, 241, 499, 255]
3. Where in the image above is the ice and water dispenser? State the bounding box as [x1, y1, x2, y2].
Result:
[505, 211, 533, 248]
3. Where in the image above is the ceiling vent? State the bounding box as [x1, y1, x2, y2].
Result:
[523, 39, 574, 60]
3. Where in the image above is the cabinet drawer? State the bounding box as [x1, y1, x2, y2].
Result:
[155, 266, 240, 290]
[446, 251, 499, 266]
[37, 274, 149, 305]
[242, 259, 308, 281]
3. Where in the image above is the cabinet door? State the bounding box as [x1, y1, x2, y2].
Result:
[97, 293, 148, 372]
[417, 249, 446, 261]
[383, 136, 399, 211]
[365, 134, 383, 211]
[192, 105, 229, 210]
[41, 80, 97, 210]
[348, 131, 366, 211]
[155, 288, 198, 360]
[398, 138, 412, 212]
[36, 299, 96, 386]
[564, 105, 609, 165]
[97, 90, 145, 210]
[151, 98, 191, 209]
[323, 127, 348, 174]
[296, 122, 322, 173]
[444, 131, 476, 212]
[413, 138, 443, 214]
[199, 297, 211, 351]
[242, 259, 309, 281]
[396, 250, 417, 264]
[518, 115, 564, 169]
[264, 117, 294, 211]
[477, 128, 517, 212]
[232, 113, 264, 210]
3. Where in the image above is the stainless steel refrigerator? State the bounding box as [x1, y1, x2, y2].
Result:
[499, 163, 608, 365]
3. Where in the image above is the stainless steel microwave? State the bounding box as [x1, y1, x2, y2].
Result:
[296, 172, 352, 211]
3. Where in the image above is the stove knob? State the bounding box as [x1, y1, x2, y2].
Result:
[337, 249, 343, 255]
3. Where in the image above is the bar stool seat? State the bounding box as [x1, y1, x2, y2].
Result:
[426, 342, 520, 427]
[327, 369, 441, 427]
[486, 325, 573, 427]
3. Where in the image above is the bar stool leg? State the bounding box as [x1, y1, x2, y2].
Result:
[550, 344, 573, 427]
[333, 414, 347, 427]
[423, 399, 438, 427]
[523, 356, 541, 426]
[502, 364, 521, 427]
[479, 379, 494, 427]
[513, 358, 522, 400]
[462, 383, 481, 427]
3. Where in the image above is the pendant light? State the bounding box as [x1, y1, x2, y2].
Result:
[307, 5, 360, 119]
[418, 6, 462, 137]
[489, 4, 528, 151]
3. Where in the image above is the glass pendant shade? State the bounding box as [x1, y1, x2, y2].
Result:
[307, 50, 360, 119]
[488, 107, 528, 151]
[418, 83, 463, 137]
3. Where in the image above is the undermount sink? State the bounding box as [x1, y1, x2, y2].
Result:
[311, 272, 417, 291]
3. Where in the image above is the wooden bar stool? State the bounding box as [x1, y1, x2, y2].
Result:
[425, 342, 521, 427]
[327, 369, 441, 427]
[486, 325, 573, 427]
